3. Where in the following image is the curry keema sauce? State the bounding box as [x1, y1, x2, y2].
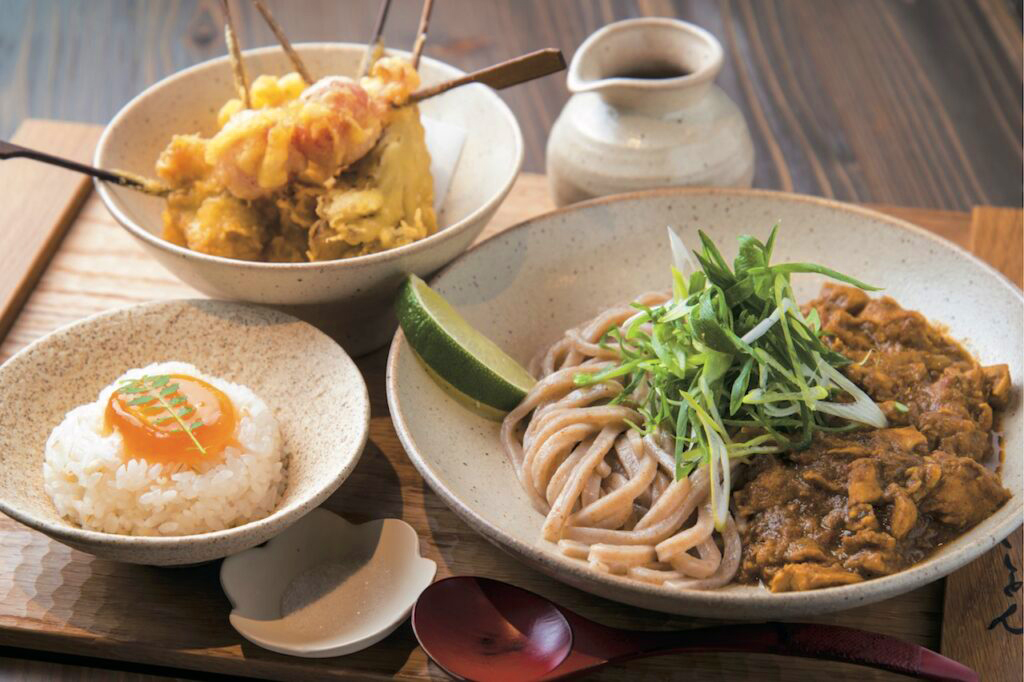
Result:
[105, 374, 237, 467]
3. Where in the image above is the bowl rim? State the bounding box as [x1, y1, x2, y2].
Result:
[93, 41, 525, 272]
[386, 186, 1024, 616]
[0, 298, 371, 549]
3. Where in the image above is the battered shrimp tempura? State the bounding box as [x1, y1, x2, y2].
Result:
[160, 57, 421, 201]
[154, 56, 434, 263]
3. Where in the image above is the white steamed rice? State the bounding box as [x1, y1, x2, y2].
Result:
[44, 361, 285, 536]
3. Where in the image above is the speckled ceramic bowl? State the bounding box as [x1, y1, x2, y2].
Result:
[387, 188, 1023, 619]
[95, 43, 523, 356]
[0, 300, 370, 566]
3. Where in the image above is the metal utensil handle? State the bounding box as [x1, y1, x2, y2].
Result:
[0, 140, 133, 187]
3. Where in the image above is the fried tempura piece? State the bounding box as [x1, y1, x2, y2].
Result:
[291, 77, 389, 186]
[308, 105, 435, 260]
[217, 72, 308, 127]
[183, 194, 269, 260]
[205, 107, 307, 199]
[156, 134, 211, 187]
[155, 56, 434, 262]
[199, 58, 419, 201]
[360, 56, 421, 105]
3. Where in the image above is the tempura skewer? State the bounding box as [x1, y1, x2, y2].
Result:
[0, 140, 170, 196]
[408, 48, 566, 103]
[6, 48, 566, 200]
[357, 0, 393, 78]
[17, 45, 565, 201]
[220, 0, 251, 108]
[252, 0, 313, 83]
[410, 0, 435, 69]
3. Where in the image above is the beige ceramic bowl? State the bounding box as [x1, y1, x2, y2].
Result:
[388, 188, 1023, 619]
[0, 300, 370, 566]
[95, 43, 524, 356]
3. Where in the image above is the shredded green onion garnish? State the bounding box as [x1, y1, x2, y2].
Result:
[573, 225, 887, 531]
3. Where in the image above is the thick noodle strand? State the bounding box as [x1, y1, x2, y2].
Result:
[502, 292, 741, 591]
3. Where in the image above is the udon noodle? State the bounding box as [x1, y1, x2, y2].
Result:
[501, 292, 741, 590]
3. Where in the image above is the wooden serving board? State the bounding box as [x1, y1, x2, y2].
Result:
[0, 120, 1020, 682]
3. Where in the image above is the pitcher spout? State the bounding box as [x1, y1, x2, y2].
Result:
[567, 17, 724, 114]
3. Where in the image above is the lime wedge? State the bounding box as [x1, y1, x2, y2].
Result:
[396, 274, 536, 415]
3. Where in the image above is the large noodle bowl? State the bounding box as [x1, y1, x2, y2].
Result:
[499, 229, 1011, 593]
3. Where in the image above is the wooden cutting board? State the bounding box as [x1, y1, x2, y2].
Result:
[0, 120, 1020, 682]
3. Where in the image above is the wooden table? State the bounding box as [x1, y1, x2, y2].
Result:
[1, 0, 1021, 211]
[0, 120, 1021, 681]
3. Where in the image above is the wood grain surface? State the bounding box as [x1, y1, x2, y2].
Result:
[969, 206, 1024, 288]
[0, 122, 93, 345]
[938, 198, 1024, 682]
[0, 654, 204, 682]
[943, 527, 1024, 682]
[0, 120, 1020, 681]
[0, 0, 1021, 210]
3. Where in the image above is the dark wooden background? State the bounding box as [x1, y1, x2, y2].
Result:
[0, 0, 1021, 210]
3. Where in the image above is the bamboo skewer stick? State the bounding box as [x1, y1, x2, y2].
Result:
[220, 0, 251, 108]
[409, 0, 435, 69]
[252, 0, 313, 84]
[407, 48, 566, 104]
[0, 141, 170, 196]
[357, 0, 393, 78]
[3, 33, 563, 200]
[1, 47, 565, 199]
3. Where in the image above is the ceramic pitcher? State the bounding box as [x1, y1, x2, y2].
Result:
[547, 18, 755, 206]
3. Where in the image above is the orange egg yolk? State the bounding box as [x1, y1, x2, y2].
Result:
[105, 374, 237, 467]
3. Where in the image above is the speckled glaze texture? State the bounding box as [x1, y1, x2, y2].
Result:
[221, 508, 436, 658]
[547, 18, 754, 206]
[94, 43, 523, 356]
[0, 300, 370, 566]
[387, 188, 1024, 619]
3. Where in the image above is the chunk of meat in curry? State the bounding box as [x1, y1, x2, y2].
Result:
[733, 284, 1011, 592]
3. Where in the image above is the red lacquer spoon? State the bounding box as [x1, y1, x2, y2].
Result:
[411, 576, 977, 682]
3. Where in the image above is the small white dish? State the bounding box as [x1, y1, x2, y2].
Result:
[220, 508, 436, 658]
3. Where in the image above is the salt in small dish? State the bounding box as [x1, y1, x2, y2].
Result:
[220, 508, 436, 658]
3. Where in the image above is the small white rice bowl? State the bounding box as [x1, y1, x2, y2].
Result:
[43, 361, 285, 536]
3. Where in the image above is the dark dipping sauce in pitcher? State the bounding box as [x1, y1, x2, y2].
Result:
[732, 283, 1012, 593]
[614, 61, 691, 79]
